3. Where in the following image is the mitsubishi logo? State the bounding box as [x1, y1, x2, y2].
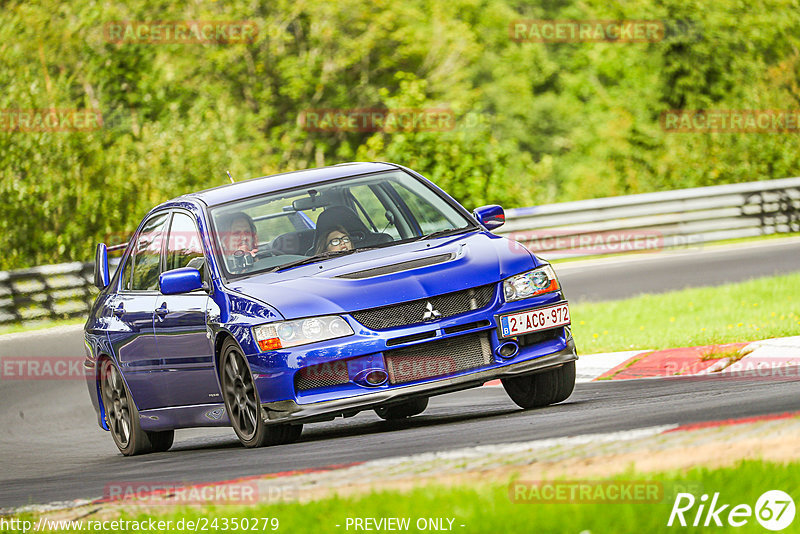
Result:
[422, 301, 441, 321]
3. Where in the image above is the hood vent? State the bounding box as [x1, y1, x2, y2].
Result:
[335, 253, 453, 280]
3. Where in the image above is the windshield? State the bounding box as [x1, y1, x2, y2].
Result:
[209, 170, 476, 279]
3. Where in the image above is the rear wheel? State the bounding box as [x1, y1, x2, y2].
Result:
[220, 339, 302, 447]
[502, 361, 576, 409]
[375, 397, 429, 420]
[101, 359, 174, 455]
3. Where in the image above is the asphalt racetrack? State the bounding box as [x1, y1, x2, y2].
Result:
[1, 238, 799, 509]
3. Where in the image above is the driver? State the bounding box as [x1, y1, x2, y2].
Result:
[220, 212, 258, 272]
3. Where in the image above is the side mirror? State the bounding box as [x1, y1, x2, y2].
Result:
[159, 267, 203, 295]
[94, 243, 110, 289]
[473, 205, 505, 231]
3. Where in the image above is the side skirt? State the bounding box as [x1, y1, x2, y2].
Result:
[138, 403, 230, 431]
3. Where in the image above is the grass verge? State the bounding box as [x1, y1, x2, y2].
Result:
[8, 460, 798, 533]
[570, 271, 800, 354]
[0, 318, 83, 336]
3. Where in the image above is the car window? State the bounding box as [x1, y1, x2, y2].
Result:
[349, 184, 400, 239]
[166, 212, 205, 276]
[252, 212, 298, 248]
[121, 250, 133, 291]
[393, 179, 463, 235]
[126, 213, 169, 291]
[209, 170, 474, 279]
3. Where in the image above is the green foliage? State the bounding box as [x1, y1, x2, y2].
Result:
[2, 0, 800, 269]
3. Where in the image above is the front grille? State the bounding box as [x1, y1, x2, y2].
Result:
[351, 284, 496, 330]
[384, 332, 492, 385]
[442, 319, 491, 335]
[386, 330, 437, 347]
[295, 360, 350, 392]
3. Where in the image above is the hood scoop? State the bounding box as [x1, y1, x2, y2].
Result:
[335, 253, 453, 280]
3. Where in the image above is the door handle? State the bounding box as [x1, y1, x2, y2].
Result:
[155, 303, 169, 319]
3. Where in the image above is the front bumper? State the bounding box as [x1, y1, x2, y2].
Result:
[260, 337, 577, 424]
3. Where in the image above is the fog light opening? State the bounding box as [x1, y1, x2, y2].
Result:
[496, 341, 519, 359]
[353, 368, 389, 387]
[366, 370, 387, 385]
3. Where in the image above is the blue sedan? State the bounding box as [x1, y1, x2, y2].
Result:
[85, 162, 577, 455]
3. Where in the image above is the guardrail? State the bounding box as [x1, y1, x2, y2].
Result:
[0, 263, 97, 325]
[1, 177, 799, 326]
[498, 176, 800, 259]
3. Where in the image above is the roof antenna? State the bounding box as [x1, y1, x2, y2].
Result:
[226, 170, 235, 183]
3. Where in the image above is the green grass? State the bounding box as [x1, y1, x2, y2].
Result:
[0, 317, 84, 336]
[6, 460, 798, 533]
[570, 271, 800, 354]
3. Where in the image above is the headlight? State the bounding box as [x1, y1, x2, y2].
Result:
[252, 316, 354, 351]
[503, 265, 560, 302]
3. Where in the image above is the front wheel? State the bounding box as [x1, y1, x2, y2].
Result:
[220, 339, 302, 447]
[502, 361, 576, 409]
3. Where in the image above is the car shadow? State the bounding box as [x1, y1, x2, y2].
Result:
[128, 395, 589, 454]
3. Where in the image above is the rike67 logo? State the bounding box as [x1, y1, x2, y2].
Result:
[668, 490, 795, 531]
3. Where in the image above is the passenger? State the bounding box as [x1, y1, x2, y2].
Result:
[314, 225, 353, 255]
[310, 205, 367, 255]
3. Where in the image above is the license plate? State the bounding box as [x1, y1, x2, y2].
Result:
[499, 302, 570, 337]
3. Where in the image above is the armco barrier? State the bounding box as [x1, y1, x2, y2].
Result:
[0, 263, 97, 324]
[1, 178, 799, 325]
[498, 177, 800, 258]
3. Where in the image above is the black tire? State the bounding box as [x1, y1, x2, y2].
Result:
[375, 397, 429, 420]
[149, 430, 175, 453]
[501, 361, 576, 409]
[100, 359, 154, 456]
[220, 339, 303, 447]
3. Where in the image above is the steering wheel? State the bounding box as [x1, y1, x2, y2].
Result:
[254, 245, 283, 259]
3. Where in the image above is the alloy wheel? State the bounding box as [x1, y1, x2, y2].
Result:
[102, 362, 131, 447]
[223, 348, 259, 440]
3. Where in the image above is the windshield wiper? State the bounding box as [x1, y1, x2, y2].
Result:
[412, 226, 475, 242]
[271, 248, 361, 272]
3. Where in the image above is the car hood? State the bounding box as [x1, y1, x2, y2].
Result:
[226, 231, 539, 320]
